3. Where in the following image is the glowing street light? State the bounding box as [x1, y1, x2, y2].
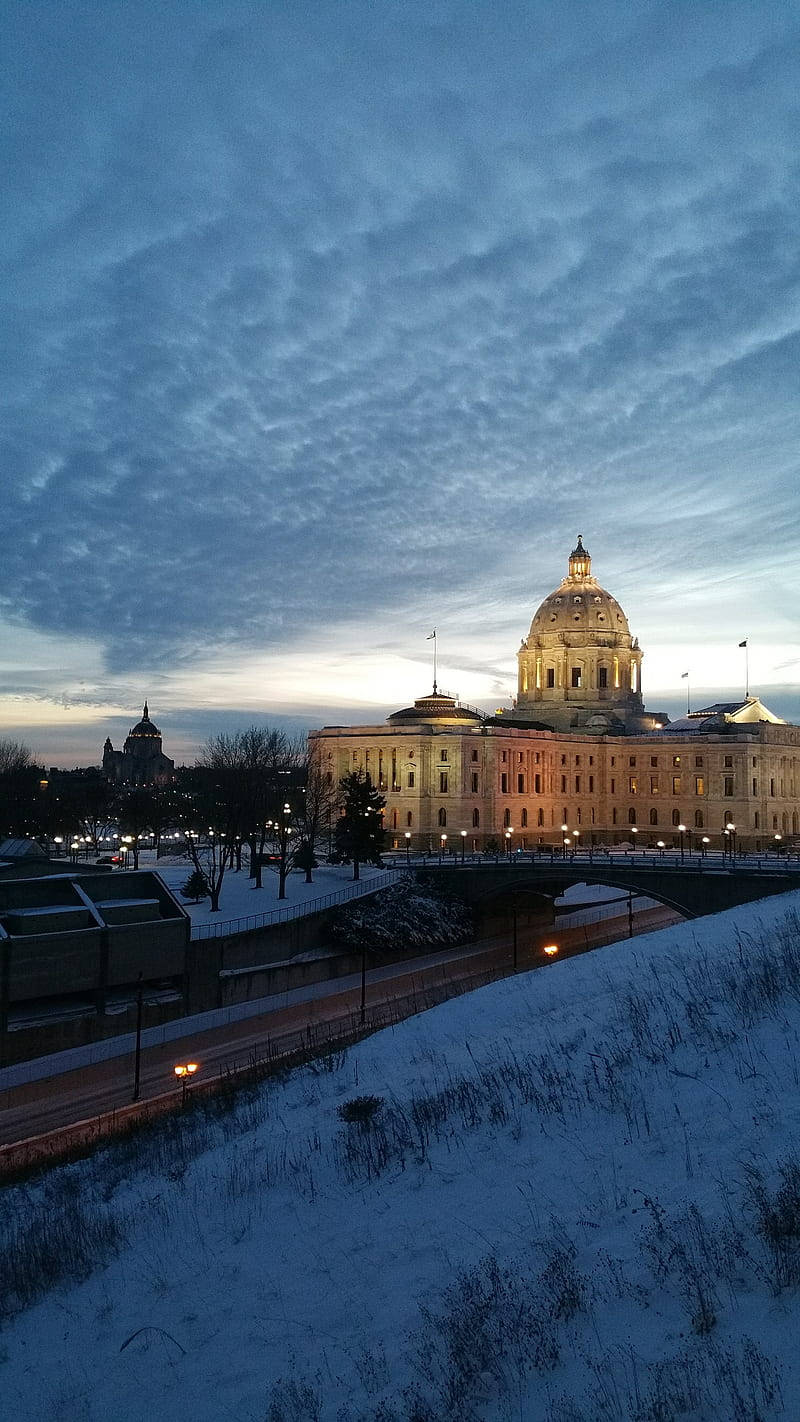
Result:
[505, 827, 514, 859]
[404, 830, 411, 866]
[656, 840, 665, 858]
[543, 943, 559, 957]
[460, 829, 467, 863]
[726, 821, 737, 866]
[174, 1061, 199, 1105]
[439, 833, 447, 864]
[701, 836, 710, 858]
[561, 824, 569, 860]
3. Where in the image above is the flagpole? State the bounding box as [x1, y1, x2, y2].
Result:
[681, 671, 690, 715]
[427, 629, 437, 694]
[738, 639, 749, 698]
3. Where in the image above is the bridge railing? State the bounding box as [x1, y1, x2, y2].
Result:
[190, 868, 402, 941]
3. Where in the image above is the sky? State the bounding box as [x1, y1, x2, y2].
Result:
[2, 0, 799, 767]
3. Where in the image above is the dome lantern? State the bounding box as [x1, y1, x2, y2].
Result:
[568, 534, 591, 580]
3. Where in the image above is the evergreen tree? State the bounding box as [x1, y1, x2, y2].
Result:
[334, 770, 386, 881]
[181, 867, 210, 903]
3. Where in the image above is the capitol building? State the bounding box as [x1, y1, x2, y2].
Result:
[310, 539, 799, 853]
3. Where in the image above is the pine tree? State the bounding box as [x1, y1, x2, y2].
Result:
[334, 770, 386, 880]
[181, 867, 210, 903]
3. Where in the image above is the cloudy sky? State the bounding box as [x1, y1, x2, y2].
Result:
[2, 0, 799, 766]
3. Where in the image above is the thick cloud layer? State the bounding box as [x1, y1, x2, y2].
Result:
[2, 1, 798, 694]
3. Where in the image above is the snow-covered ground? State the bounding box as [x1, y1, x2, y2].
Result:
[5, 892, 800, 1420]
[139, 851, 399, 928]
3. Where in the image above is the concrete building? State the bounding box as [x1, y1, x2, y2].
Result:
[310, 541, 799, 854]
[103, 703, 174, 786]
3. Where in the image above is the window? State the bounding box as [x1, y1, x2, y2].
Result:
[534, 773, 542, 793]
[471, 773, 479, 793]
[588, 775, 594, 792]
[629, 777, 638, 794]
[472, 808, 480, 827]
[672, 777, 681, 794]
[571, 667, 582, 688]
[695, 756, 703, 768]
[611, 756, 616, 767]
[598, 666, 608, 688]
[612, 808, 618, 825]
[649, 809, 658, 825]
[439, 772, 448, 793]
[724, 776, 734, 797]
[503, 808, 511, 827]
[502, 750, 507, 762]
[521, 809, 528, 827]
[575, 755, 581, 767]
[672, 756, 681, 767]
[517, 774, 525, 793]
[629, 757, 637, 767]
[651, 756, 659, 768]
[695, 776, 704, 796]
[561, 754, 567, 766]
[724, 755, 733, 768]
[752, 778, 757, 796]
[408, 771, 415, 788]
[694, 811, 703, 828]
[770, 778, 775, 796]
[537, 808, 544, 827]
[628, 808, 637, 824]
[561, 775, 567, 793]
[575, 776, 581, 793]
[672, 810, 681, 826]
[518, 752, 524, 763]
[438, 808, 447, 827]
[589, 756, 594, 766]
[611, 778, 616, 793]
[501, 773, 508, 793]
[440, 749, 448, 762]
[391, 810, 397, 829]
[650, 777, 659, 794]
[546, 667, 555, 688]
[471, 749, 478, 762]
[754, 812, 759, 828]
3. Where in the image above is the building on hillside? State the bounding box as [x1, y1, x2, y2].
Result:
[310, 540, 799, 854]
[102, 703, 174, 787]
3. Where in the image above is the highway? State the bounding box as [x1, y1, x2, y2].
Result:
[0, 902, 680, 1159]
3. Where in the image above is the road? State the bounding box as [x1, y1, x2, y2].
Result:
[0, 904, 679, 1155]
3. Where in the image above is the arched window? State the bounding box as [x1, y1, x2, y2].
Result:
[694, 810, 703, 828]
[472, 808, 480, 828]
[649, 809, 658, 825]
[628, 808, 637, 824]
[672, 809, 681, 827]
[438, 808, 447, 828]
[406, 811, 413, 827]
[521, 808, 528, 827]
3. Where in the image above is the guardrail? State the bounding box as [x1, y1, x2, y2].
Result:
[190, 867, 402, 940]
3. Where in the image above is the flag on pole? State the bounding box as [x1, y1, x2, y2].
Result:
[739, 639, 748, 648]
[681, 671, 689, 679]
[427, 630, 436, 640]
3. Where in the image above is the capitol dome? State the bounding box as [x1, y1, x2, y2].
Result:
[515, 537, 652, 732]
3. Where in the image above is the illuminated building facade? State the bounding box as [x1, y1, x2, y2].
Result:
[310, 541, 800, 853]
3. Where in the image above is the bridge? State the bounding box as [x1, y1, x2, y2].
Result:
[414, 857, 800, 921]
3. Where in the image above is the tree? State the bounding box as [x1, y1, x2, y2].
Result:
[195, 726, 302, 891]
[117, 788, 155, 869]
[181, 867, 210, 904]
[0, 739, 44, 838]
[334, 771, 386, 881]
[297, 743, 339, 882]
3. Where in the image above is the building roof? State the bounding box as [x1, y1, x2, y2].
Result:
[388, 690, 484, 724]
[662, 696, 785, 732]
[0, 838, 48, 859]
[128, 701, 161, 737]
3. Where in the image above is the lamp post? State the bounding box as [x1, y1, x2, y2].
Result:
[132, 972, 143, 1102]
[726, 821, 737, 867]
[460, 829, 467, 864]
[563, 838, 571, 859]
[54, 835, 63, 858]
[631, 826, 638, 852]
[571, 829, 579, 857]
[405, 830, 411, 866]
[505, 827, 513, 860]
[656, 840, 665, 859]
[439, 833, 447, 864]
[174, 1061, 199, 1106]
[701, 836, 710, 858]
[561, 824, 569, 860]
[678, 823, 686, 864]
[774, 833, 783, 857]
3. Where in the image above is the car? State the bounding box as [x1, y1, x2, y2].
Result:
[96, 855, 114, 865]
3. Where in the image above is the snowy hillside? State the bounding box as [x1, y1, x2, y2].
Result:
[5, 893, 800, 1420]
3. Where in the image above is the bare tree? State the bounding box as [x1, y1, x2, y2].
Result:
[295, 743, 339, 883]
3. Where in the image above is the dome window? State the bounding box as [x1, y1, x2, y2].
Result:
[573, 596, 582, 605]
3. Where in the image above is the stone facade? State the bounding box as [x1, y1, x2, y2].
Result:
[310, 542, 799, 853]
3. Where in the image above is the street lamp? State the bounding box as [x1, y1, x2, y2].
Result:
[631, 826, 638, 851]
[561, 824, 569, 860]
[404, 830, 411, 866]
[678, 823, 686, 864]
[54, 835, 63, 858]
[460, 829, 467, 864]
[726, 822, 737, 866]
[439, 833, 447, 863]
[572, 830, 579, 856]
[656, 840, 665, 858]
[701, 836, 710, 858]
[543, 943, 559, 957]
[774, 833, 783, 856]
[174, 1061, 199, 1105]
[505, 827, 513, 859]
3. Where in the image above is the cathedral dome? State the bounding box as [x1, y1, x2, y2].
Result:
[527, 536, 630, 641]
[127, 701, 161, 738]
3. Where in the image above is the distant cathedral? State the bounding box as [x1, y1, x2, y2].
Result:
[103, 703, 175, 786]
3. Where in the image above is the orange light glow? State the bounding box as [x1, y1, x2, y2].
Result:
[543, 943, 559, 956]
